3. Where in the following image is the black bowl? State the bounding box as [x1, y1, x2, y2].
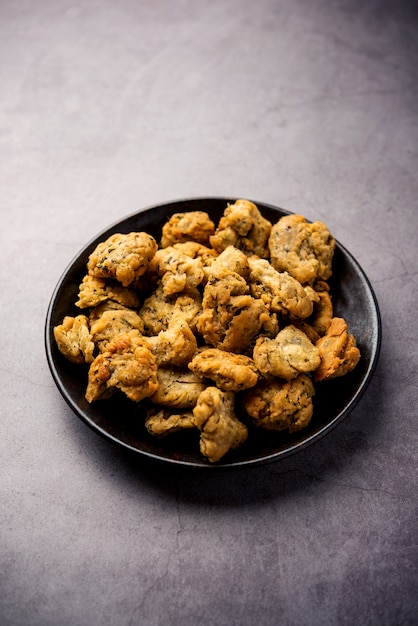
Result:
[45, 197, 381, 468]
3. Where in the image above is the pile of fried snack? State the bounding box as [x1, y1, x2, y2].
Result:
[54, 199, 360, 462]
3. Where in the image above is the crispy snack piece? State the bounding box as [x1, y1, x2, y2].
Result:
[76, 275, 140, 309]
[89, 300, 134, 324]
[85, 332, 158, 403]
[269, 214, 335, 285]
[197, 294, 278, 353]
[145, 408, 196, 436]
[314, 317, 360, 381]
[210, 199, 272, 258]
[87, 232, 157, 287]
[253, 325, 320, 380]
[309, 281, 333, 336]
[90, 309, 144, 352]
[53, 315, 95, 364]
[172, 241, 218, 280]
[248, 257, 313, 319]
[193, 387, 248, 462]
[150, 368, 208, 408]
[161, 211, 215, 247]
[209, 245, 250, 280]
[144, 318, 198, 367]
[139, 283, 202, 335]
[151, 247, 205, 296]
[242, 374, 315, 433]
[197, 255, 277, 352]
[189, 348, 258, 392]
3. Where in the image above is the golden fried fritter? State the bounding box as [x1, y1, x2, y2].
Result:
[89, 300, 134, 324]
[90, 309, 144, 352]
[85, 332, 158, 403]
[87, 232, 158, 287]
[150, 367, 208, 408]
[209, 245, 250, 280]
[197, 294, 278, 353]
[53, 315, 95, 364]
[139, 283, 202, 335]
[145, 408, 196, 436]
[314, 317, 360, 381]
[269, 214, 335, 285]
[193, 387, 248, 462]
[210, 199, 272, 258]
[161, 211, 215, 247]
[253, 325, 320, 380]
[172, 241, 218, 280]
[309, 281, 333, 336]
[248, 257, 313, 319]
[151, 247, 205, 296]
[145, 318, 197, 367]
[242, 374, 315, 433]
[188, 348, 258, 391]
[76, 275, 140, 309]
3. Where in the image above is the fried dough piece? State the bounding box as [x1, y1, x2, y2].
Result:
[193, 387, 248, 462]
[85, 332, 158, 403]
[209, 245, 250, 280]
[87, 232, 158, 287]
[145, 408, 196, 436]
[309, 282, 333, 336]
[248, 257, 313, 319]
[172, 241, 218, 280]
[151, 247, 205, 296]
[145, 318, 198, 367]
[139, 283, 202, 335]
[269, 214, 335, 285]
[53, 315, 95, 364]
[150, 368, 208, 408]
[210, 199, 272, 258]
[198, 257, 277, 352]
[314, 317, 360, 381]
[253, 325, 320, 380]
[89, 300, 134, 324]
[90, 309, 144, 352]
[189, 348, 258, 391]
[242, 374, 315, 433]
[161, 211, 215, 247]
[197, 294, 278, 353]
[76, 275, 140, 309]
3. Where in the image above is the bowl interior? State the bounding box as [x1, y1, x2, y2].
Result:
[45, 198, 381, 468]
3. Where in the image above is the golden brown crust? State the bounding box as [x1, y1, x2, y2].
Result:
[90, 309, 144, 352]
[151, 247, 205, 296]
[85, 332, 158, 403]
[150, 368, 208, 408]
[242, 374, 315, 433]
[76, 275, 140, 309]
[210, 199, 272, 258]
[193, 387, 248, 462]
[53, 315, 95, 364]
[188, 348, 258, 392]
[253, 325, 320, 380]
[269, 214, 335, 285]
[248, 257, 313, 319]
[314, 317, 360, 381]
[144, 318, 198, 367]
[145, 408, 196, 436]
[161, 211, 215, 247]
[87, 232, 157, 287]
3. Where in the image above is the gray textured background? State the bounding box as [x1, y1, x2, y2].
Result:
[1, 1, 417, 624]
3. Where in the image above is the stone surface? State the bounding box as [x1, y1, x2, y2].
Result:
[1, 0, 417, 624]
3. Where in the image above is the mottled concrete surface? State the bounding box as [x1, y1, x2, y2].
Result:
[1, 0, 417, 624]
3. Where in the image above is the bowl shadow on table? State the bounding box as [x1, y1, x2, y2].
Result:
[66, 362, 387, 508]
